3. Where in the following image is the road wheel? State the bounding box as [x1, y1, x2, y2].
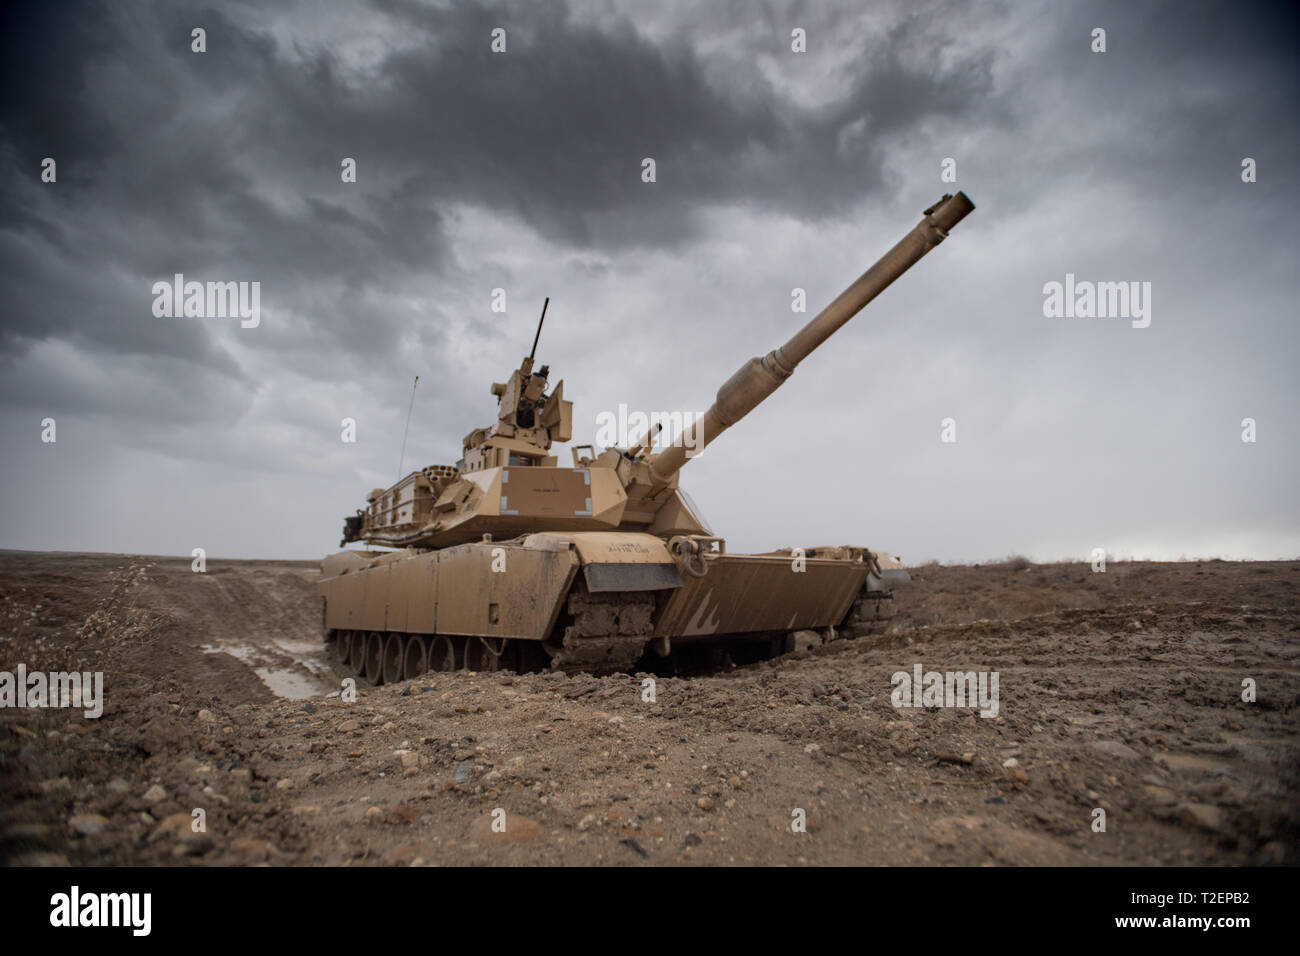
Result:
[404, 635, 429, 679]
[382, 633, 405, 684]
[428, 635, 456, 672]
[365, 632, 385, 685]
[348, 632, 366, 677]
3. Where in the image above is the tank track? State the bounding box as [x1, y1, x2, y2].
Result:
[546, 589, 652, 675]
[842, 590, 895, 634]
[328, 586, 877, 679]
[326, 589, 654, 680]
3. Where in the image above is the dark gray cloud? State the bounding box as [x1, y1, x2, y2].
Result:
[0, 0, 1296, 561]
[0, 0, 999, 445]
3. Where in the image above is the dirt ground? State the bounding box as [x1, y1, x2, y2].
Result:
[1, 550, 1296, 866]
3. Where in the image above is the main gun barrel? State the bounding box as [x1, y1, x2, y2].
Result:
[647, 191, 974, 482]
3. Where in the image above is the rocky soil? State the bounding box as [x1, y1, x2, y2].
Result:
[1, 551, 1296, 866]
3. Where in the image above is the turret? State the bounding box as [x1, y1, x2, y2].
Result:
[339, 193, 974, 550]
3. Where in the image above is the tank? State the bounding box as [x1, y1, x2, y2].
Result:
[320, 192, 975, 678]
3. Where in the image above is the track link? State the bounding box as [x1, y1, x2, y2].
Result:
[843, 590, 894, 635]
[547, 590, 653, 675]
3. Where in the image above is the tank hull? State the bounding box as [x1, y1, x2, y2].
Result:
[318, 533, 901, 678]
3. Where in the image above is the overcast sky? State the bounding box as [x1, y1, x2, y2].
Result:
[1, 0, 1296, 564]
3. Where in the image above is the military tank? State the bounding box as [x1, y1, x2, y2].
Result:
[320, 192, 975, 678]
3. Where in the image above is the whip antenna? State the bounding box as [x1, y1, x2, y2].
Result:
[397, 375, 418, 480]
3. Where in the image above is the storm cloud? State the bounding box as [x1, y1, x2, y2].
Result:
[1, 0, 1296, 562]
